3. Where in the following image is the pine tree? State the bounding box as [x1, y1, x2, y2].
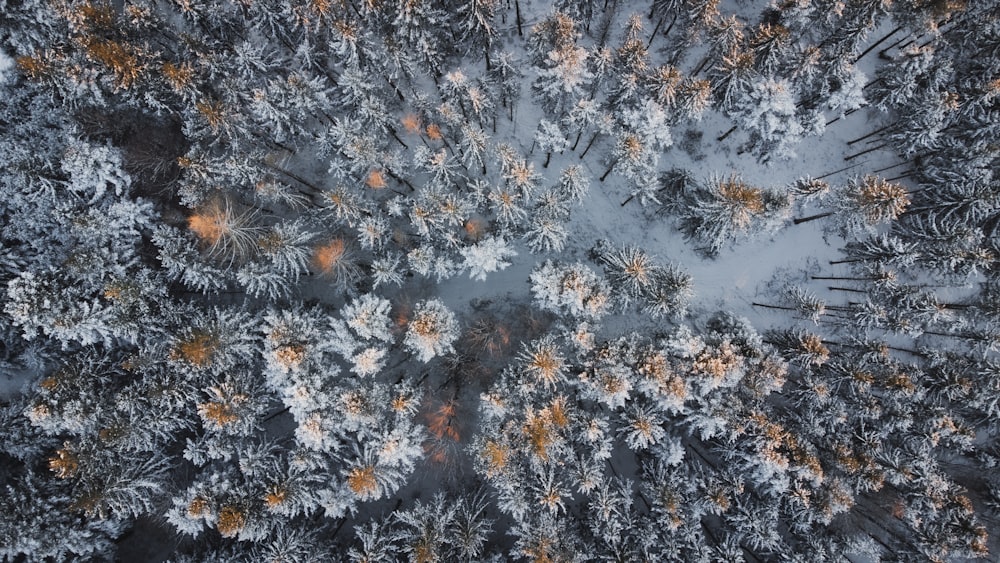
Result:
[825, 62, 869, 117]
[390, 0, 448, 75]
[488, 184, 529, 232]
[731, 78, 808, 163]
[455, 0, 499, 69]
[709, 46, 758, 113]
[833, 234, 920, 268]
[530, 12, 592, 117]
[530, 260, 611, 321]
[615, 14, 651, 80]
[766, 328, 831, 368]
[556, 164, 590, 203]
[748, 22, 791, 75]
[601, 131, 657, 184]
[534, 119, 569, 168]
[523, 213, 570, 254]
[486, 51, 524, 122]
[460, 236, 517, 281]
[404, 299, 460, 362]
[677, 174, 789, 257]
[837, 175, 911, 235]
[310, 236, 363, 291]
[186, 198, 264, 267]
[753, 286, 827, 324]
[643, 264, 695, 319]
[459, 124, 490, 175]
[869, 44, 943, 112]
[561, 98, 598, 151]
[676, 77, 712, 121]
[532, 43, 592, 118]
[0, 470, 125, 561]
[596, 243, 656, 304]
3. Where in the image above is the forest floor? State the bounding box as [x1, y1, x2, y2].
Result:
[27, 0, 996, 558]
[136, 2, 929, 558]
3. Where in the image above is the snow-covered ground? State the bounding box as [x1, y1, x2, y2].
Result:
[7, 0, 998, 559]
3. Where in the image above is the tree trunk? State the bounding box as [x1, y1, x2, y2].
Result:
[863, 76, 884, 90]
[266, 164, 322, 194]
[844, 143, 887, 161]
[385, 168, 416, 192]
[878, 33, 912, 59]
[579, 132, 599, 159]
[267, 137, 296, 154]
[389, 126, 408, 149]
[816, 162, 864, 179]
[921, 330, 957, 338]
[600, 159, 617, 182]
[264, 406, 291, 422]
[692, 55, 711, 76]
[847, 122, 896, 145]
[384, 79, 405, 102]
[543, 152, 551, 168]
[717, 125, 737, 142]
[515, 0, 523, 36]
[894, 37, 917, 53]
[663, 13, 677, 41]
[571, 130, 583, 151]
[828, 286, 867, 293]
[595, 0, 618, 48]
[647, 17, 664, 48]
[751, 302, 795, 311]
[811, 275, 874, 281]
[793, 211, 834, 225]
[854, 26, 902, 63]
[872, 161, 909, 174]
[441, 137, 456, 156]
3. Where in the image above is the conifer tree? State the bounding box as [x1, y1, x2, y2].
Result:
[677, 174, 790, 257]
[532, 43, 592, 118]
[731, 78, 810, 163]
[4, 0, 1000, 558]
[455, 0, 499, 69]
[487, 51, 524, 122]
[534, 119, 569, 168]
[0, 470, 125, 561]
[837, 175, 911, 235]
[530, 260, 611, 321]
[710, 45, 758, 113]
[404, 299, 460, 362]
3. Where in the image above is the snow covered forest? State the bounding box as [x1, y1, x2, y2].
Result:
[2, 0, 1000, 560]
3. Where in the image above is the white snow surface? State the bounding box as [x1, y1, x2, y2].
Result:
[0, 50, 13, 84]
[404, 6, 907, 341]
[425, 102, 892, 340]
